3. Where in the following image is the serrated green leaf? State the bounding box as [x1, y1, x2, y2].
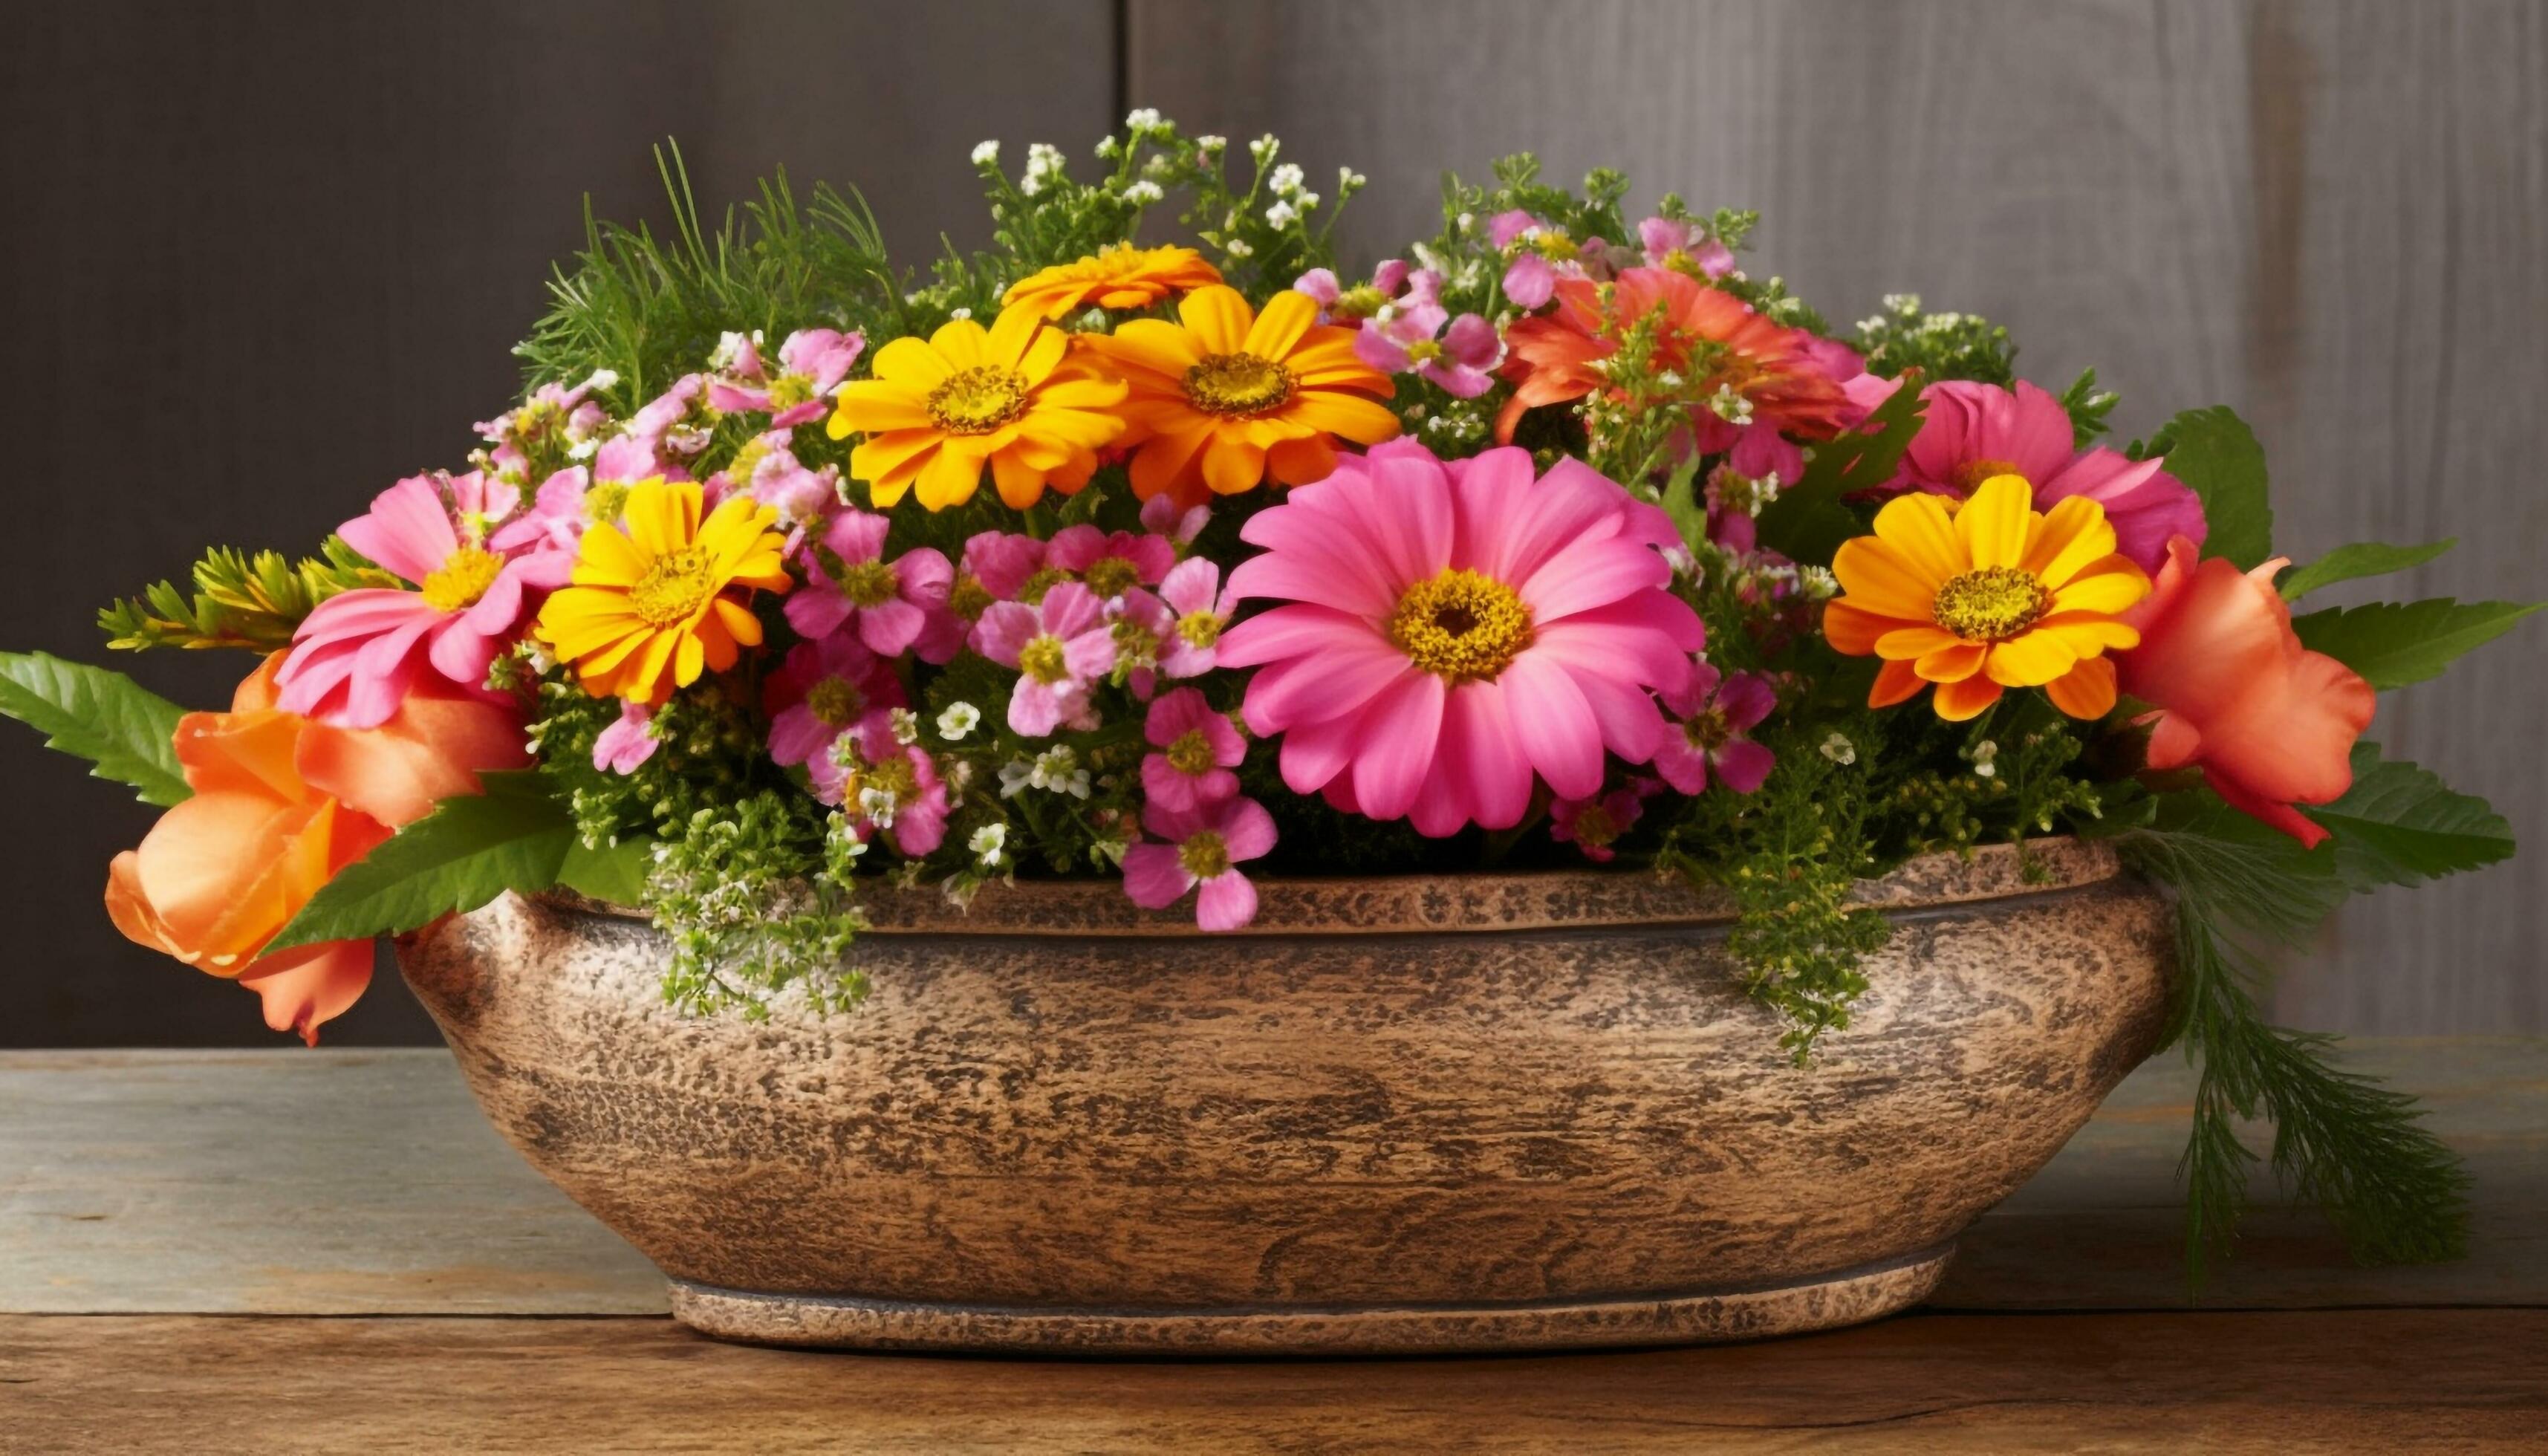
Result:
[2307, 744, 2515, 891]
[2144, 406, 2272, 570]
[264, 772, 573, 951]
[2290, 598, 2542, 689]
[0, 651, 194, 807]
[1752, 374, 1926, 566]
[557, 835, 656, 906]
[2278, 540, 2454, 601]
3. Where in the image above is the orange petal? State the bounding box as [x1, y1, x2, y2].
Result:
[1178, 285, 1253, 355]
[238, 940, 377, 1047]
[1933, 674, 2004, 721]
[1870, 658, 1926, 708]
[2045, 655, 2119, 719]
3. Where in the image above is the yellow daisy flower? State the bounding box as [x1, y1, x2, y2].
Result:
[1002, 243, 1223, 319]
[1081, 284, 1399, 505]
[1822, 474, 2151, 722]
[534, 479, 790, 705]
[828, 301, 1128, 511]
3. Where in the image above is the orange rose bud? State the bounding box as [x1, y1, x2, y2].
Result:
[103, 655, 527, 1044]
[2115, 536, 2377, 847]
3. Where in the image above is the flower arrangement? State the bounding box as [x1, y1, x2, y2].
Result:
[7, 116, 2534, 1279]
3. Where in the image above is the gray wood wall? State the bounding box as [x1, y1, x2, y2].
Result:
[2, 1, 2538, 1043]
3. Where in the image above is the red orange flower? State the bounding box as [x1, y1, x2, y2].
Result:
[2116, 536, 2376, 846]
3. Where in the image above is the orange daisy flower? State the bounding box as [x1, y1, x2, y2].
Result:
[1003, 244, 1224, 319]
[828, 301, 1128, 511]
[1082, 284, 1399, 504]
[1823, 475, 2151, 721]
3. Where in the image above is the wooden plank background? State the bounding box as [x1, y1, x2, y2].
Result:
[3, 1, 2540, 1043]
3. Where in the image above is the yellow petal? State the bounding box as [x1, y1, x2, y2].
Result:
[1177, 285, 1252, 355]
[1870, 491, 1966, 583]
[2045, 656, 2119, 719]
[1955, 473, 2033, 570]
[1983, 629, 2080, 688]
[2047, 558, 2152, 617]
[1917, 641, 1988, 683]
[1244, 290, 1318, 362]
[869, 335, 954, 390]
[828, 380, 935, 434]
[2035, 611, 2142, 655]
[1873, 624, 1965, 660]
[986, 301, 1045, 369]
[929, 318, 989, 370]
[1833, 536, 1943, 622]
[1823, 599, 1920, 656]
[2021, 495, 2119, 588]
[1933, 674, 2003, 721]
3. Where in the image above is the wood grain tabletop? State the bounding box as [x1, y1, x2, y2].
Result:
[2, 1039, 2541, 1452]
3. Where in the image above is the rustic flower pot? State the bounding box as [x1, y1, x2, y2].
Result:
[396, 837, 2172, 1356]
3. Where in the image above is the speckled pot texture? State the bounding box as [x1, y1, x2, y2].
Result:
[397, 838, 2173, 1356]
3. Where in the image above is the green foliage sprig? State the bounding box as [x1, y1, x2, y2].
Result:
[100, 539, 398, 652]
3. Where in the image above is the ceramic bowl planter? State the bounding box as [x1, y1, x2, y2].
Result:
[397, 837, 2171, 1356]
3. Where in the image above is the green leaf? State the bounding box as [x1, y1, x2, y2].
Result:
[2308, 744, 2515, 892]
[2277, 540, 2454, 601]
[0, 651, 194, 807]
[2142, 406, 2272, 570]
[1753, 376, 1926, 565]
[2290, 598, 2542, 689]
[1657, 455, 1707, 554]
[557, 835, 656, 906]
[264, 772, 573, 952]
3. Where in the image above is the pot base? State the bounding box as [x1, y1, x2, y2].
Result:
[666, 1244, 1957, 1357]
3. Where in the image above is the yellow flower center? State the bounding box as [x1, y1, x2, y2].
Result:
[584, 479, 632, 524]
[724, 438, 775, 485]
[1404, 339, 1444, 365]
[1183, 352, 1295, 417]
[1018, 635, 1070, 684]
[1390, 568, 1535, 682]
[805, 677, 866, 727]
[1176, 609, 1224, 649]
[839, 559, 900, 608]
[628, 545, 720, 628]
[1177, 829, 1231, 879]
[1329, 285, 1391, 322]
[1166, 728, 1218, 776]
[948, 573, 995, 621]
[767, 374, 815, 410]
[926, 366, 1030, 434]
[1951, 459, 2025, 495]
[1082, 556, 1142, 599]
[1931, 565, 2051, 642]
[1018, 567, 1067, 605]
[854, 753, 920, 807]
[420, 545, 504, 614]
[1532, 230, 1579, 261]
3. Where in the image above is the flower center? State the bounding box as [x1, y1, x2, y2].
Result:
[628, 545, 719, 628]
[1082, 556, 1142, 599]
[1532, 230, 1579, 261]
[1183, 352, 1294, 417]
[926, 366, 1030, 434]
[1018, 634, 1070, 684]
[767, 374, 815, 411]
[1570, 805, 1621, 846]
[1166, 728, 1218, 776]
[1686, 709, 1731, 752]
[724, 438, 775, 485]
[853, 753, 920, 808]
[1404, 339, 1444, 365]
[948, 573, 995, 621]
[420, 545, 504, 614]
[1177, 829, 1231, 879]
[1390, 568, 1535, 682]
[1931, 565, 2051, 642]
[584, 478, 633, 524]
[1018, 566, 1067, 605]
[1111, 617, 1160, 667]
[1176, 609, 1225, 648]
[839, 558, 900, 608]
[1329, 285, 1391, 322]
[805, 677, 866, 727]
[1951, 459, 2026, 495]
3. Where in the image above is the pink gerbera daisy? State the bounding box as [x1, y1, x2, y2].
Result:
[1141, 687, 1245, 812]
[275, 472, 538, 728]
[1122, 793, 1277, 930]
[974, 582, 1117, 735]
[786, 509, 957, 661]
[1218, 440, 1705, 836]
[1651, 663, 1777, 796]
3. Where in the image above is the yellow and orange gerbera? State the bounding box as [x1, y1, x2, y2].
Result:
[1002, 243, 1223, 319]
[1082, 284, 1400, 504]
[828, 300, 1128, 510]
[1823, 475, 2151, 721]
[534, 479, 790, 705]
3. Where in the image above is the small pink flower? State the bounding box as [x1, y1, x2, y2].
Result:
[1550, 779, 1660, 863]
[722, 430, 838, 544]
[275, 472, 536, 728]
[1636, 215, 1735, 279]
[919, 530, 1050, 661]
[1652, 663, 1776, 796]
[786, 509, 957, 661]
[761, 631, 906, 768]
[974, 582, 1118, 736]
[1108, 589, 1175, 700]
[707, 328, 865, 429]
[628, 374, 713, 458]
[490, 436, 685, 574]
[1153, 556, 1235, 678]
[1122, 793, 1277, 931]
[1140, 493, 1210, 545]
[1047, 524, 1174, 603]
[1490, 210, 1592, 310]
[1356, 310, 1501, 398]
[1293, 259, 1424, 325]
[813, 741, 950, 857]
[591, 700, 660, 775]
[1141, 687, 1244, 812]
[475, 372, 611, 476]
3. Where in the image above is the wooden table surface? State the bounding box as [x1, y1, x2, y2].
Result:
[2, 1040, 2541, 1452]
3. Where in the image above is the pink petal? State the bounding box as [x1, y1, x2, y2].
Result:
[1712, 738, 1777, 794]
[1348, 669, 1446, 822]
[1194, 871, 1258, 931]
[1215, 796, 1277, 862]
[1500, 653, 1605, 799]
[1239, 643, 1414, 738]
[1121, 844, 1195, 910]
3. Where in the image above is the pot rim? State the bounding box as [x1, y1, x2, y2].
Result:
[548, 834, 2125, 937]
